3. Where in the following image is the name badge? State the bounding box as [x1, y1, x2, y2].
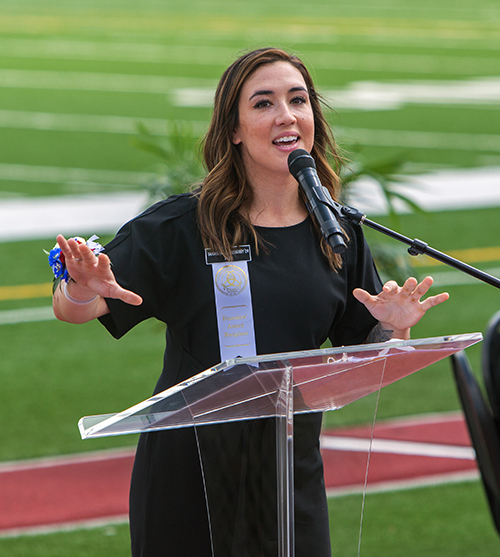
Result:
[206, 245, 257, 363]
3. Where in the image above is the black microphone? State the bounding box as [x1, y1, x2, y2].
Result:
[288, 149, 347, 254]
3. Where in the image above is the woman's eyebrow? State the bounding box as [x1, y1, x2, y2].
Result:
[249, 86, 308, 101]
[249, 89, 273, 100]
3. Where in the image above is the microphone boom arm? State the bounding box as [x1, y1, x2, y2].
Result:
[329, 202, 500, 290]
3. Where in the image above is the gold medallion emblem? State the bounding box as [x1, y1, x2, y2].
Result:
[215, 265, 248, 297]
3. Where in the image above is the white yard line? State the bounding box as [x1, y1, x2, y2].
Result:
[0, 108, 499, 153]
[0, 109, 207, 136]
[0, 39, 496, 74]
[0, 167, 498, 242]
[0, 109, 498, 153]
[320, 435, 475, 460]
[338, 127, 500, 151]
[0, 191, 150, 241]
[0, 515, 129, 539]
[346, 166, 500, 214]
[0, 68, 215, 94]
[0, 307, 55, 325]
[324, 78, 500, 110]
[0, 39, 235, 65]
[174, 78, 500, 110]
[0, 446, 136, 473]
[326, 469, 480, 498]
[0, 163, 153, 185]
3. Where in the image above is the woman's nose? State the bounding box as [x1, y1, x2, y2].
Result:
[275, 102, 297, 126]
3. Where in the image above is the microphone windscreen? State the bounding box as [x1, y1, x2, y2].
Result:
[287, 149, 316, 179]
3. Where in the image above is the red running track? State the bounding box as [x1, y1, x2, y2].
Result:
[0, 412, 478, 536]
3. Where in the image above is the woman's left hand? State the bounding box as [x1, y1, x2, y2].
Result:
[353, 276, 449, 339]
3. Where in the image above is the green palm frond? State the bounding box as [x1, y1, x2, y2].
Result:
[130, 120, 204, 204]
[339, 145, 426, 227]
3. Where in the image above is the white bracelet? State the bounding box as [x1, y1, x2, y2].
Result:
[61, 279, 98, 305]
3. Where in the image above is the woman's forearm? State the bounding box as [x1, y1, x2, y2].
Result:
[365, 322, 410, 344]
[53, 279, 109, 324]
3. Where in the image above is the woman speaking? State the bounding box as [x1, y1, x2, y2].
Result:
[52, 47, 448, 556]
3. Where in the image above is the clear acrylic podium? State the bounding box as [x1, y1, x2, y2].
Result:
[79, 333, 481, 556]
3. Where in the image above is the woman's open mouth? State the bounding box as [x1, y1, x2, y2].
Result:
[273, 135, 299, 147]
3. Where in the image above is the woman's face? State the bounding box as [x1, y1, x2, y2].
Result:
[232, 61, 315, 186]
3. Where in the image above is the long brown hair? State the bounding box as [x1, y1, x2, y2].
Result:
[198, 47, 344, 269]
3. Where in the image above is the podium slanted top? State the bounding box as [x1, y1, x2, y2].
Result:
[79, 333, 482, 439]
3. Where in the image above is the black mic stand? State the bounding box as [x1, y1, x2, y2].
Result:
[331, 203, 500, 290]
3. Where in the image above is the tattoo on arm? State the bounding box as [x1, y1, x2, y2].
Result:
[365, 323, 394, 344]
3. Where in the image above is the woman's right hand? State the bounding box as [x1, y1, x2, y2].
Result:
[55, 234, 143, 307]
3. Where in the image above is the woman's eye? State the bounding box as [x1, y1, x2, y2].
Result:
[291, 96, 307, 104]
[254, 99, 271, 108]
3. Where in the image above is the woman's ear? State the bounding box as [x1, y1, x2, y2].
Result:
[232, 128, 241, 145]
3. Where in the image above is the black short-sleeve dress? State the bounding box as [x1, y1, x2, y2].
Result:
[99, 193, 382, 557]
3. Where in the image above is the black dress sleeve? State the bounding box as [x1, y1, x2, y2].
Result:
[329, 223, 383, 347]
[98, 195, 194, 339]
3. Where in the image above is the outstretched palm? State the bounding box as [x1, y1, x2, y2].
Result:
[56, 234, 142, 306]
[353, 276, 449, 334]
